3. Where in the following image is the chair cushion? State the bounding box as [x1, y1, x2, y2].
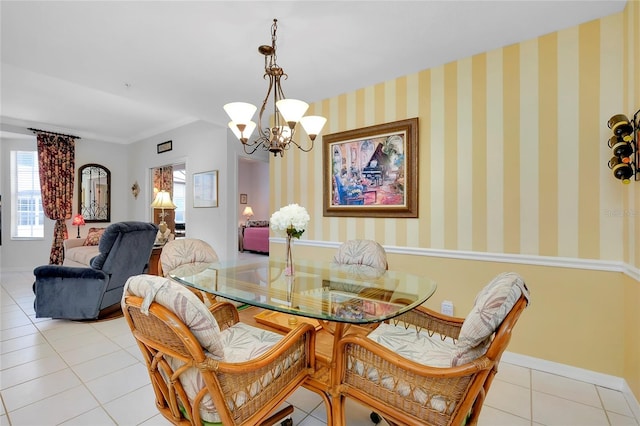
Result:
[83, 227, 106, 246]
[451, 272, 529, 366]
[64, 245, 100, 266]
[367, 323, 454, 368]
[124, 275, 224, 359]
[348, 324, 456, 414]
[334, 239, 388, 270]
[160, 238, 218, 276]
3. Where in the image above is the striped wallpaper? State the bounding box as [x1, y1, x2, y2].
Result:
[272, 2, 639, 268]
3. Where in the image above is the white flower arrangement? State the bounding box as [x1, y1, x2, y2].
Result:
[270, 203, 310, 239]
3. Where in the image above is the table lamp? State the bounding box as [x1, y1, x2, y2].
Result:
[71, 214, 85, 238]
[151, 190, 177, 242]
[242, 205, 254, 224]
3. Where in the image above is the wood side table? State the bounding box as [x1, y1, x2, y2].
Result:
[238, 225, 245, 252]
[147, 246, 163, 276]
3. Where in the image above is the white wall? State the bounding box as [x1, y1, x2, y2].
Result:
[0, 134, 129, 271]
[127, 120, 245, 261]
[0, 119, 270, 270]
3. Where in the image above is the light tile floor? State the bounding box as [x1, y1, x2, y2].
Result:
[1, 269, 638, 426]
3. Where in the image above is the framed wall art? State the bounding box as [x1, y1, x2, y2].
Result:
[240, 193, 247, 204]
[193, 170, 218, 208]
[323, 118, 418, 218]
[157, 140, 172, 154]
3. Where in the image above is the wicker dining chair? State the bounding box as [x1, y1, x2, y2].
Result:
[333, 272, 530, 426]
[333, 239, 388, 270]
[122, 274, 316, 426]
[328, 239, 390, 336]
[160, 238, 220, 306]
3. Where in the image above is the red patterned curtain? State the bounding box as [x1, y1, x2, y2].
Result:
[152, 165, 173, 199]
[37, 133, 76, 264]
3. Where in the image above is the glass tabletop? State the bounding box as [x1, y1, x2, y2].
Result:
[170, 258, 437, 324]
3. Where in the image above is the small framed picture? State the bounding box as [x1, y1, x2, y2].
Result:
[240, 193, 248, 204]
[157, 140, 172, 154]
[193, 170, 218, 208]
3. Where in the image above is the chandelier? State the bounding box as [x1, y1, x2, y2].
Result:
[224, 19, 327, 157]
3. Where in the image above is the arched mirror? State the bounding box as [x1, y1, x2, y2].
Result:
[78, 163, 110, 222]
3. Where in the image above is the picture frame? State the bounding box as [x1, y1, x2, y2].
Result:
[157, 140, 172, 154]
[240, 193, 247, 204]
[323, 117, 418, 217]
[193, 170, 218, 208]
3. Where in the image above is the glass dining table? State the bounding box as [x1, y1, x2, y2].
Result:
[170, 257, 437, 425]
[170, 257, 437, 327]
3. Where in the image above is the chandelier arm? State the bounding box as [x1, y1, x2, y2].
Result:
[272, 75, 280, 127]
[242, 135, 270, 155]
[286, 136, 315, 153]
[257, 74, 276, 138]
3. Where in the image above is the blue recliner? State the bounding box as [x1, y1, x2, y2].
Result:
[33, 221, 158, 320]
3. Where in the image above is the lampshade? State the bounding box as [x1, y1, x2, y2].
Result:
[300, 115, 328, 139]
[151, 190, 177, 210]
[229, 120, 256, 141]
[242, 206, 254, 217]
[71, 214, 85, 226]
[223, 102, 257, 125]
[276, 99, 309, 124]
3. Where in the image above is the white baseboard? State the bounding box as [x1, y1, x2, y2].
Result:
[502, 351, 640, 418]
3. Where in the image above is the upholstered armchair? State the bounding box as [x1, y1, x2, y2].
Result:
[33, 221, 158, 320]
[334, 272, 530, 426]
[122, 275, 316, 425]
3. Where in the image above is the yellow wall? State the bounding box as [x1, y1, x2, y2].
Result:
[270, 3, 640, 400]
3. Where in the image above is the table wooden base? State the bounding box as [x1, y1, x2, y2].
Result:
[239, 306, 368, 426]
[147, 246, 163, 276]
[254, 310, 323, 332]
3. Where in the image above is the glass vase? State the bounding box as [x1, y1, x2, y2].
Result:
[285, 234, 294, 276]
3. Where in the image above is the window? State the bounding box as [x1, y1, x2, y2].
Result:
[11, 151, 44, 239]
[173, 168, 186, 223]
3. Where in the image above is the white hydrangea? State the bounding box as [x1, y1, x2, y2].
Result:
[270, 203, 310, 238]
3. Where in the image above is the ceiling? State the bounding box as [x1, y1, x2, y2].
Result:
[0, 1, 627, 144]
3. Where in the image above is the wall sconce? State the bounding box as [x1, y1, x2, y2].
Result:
[607, 110, 639, 184]
[71, 214, 85, 239]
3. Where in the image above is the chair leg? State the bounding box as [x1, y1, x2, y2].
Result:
[258, 404, 294, 426]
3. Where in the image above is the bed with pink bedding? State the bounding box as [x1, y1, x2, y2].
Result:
[242, 220, 269, 253]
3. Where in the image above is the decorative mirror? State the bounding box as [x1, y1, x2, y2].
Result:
[78, 163, 111, 222]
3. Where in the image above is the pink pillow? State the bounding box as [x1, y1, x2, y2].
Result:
[83, 228, 106, 246]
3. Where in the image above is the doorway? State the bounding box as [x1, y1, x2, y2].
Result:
[237, 157, 269, 252]
[151, 163, 186, 238]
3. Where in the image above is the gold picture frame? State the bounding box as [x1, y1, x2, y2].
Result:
[323, 118, 418, 217]
[193, 170, 218, 208]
